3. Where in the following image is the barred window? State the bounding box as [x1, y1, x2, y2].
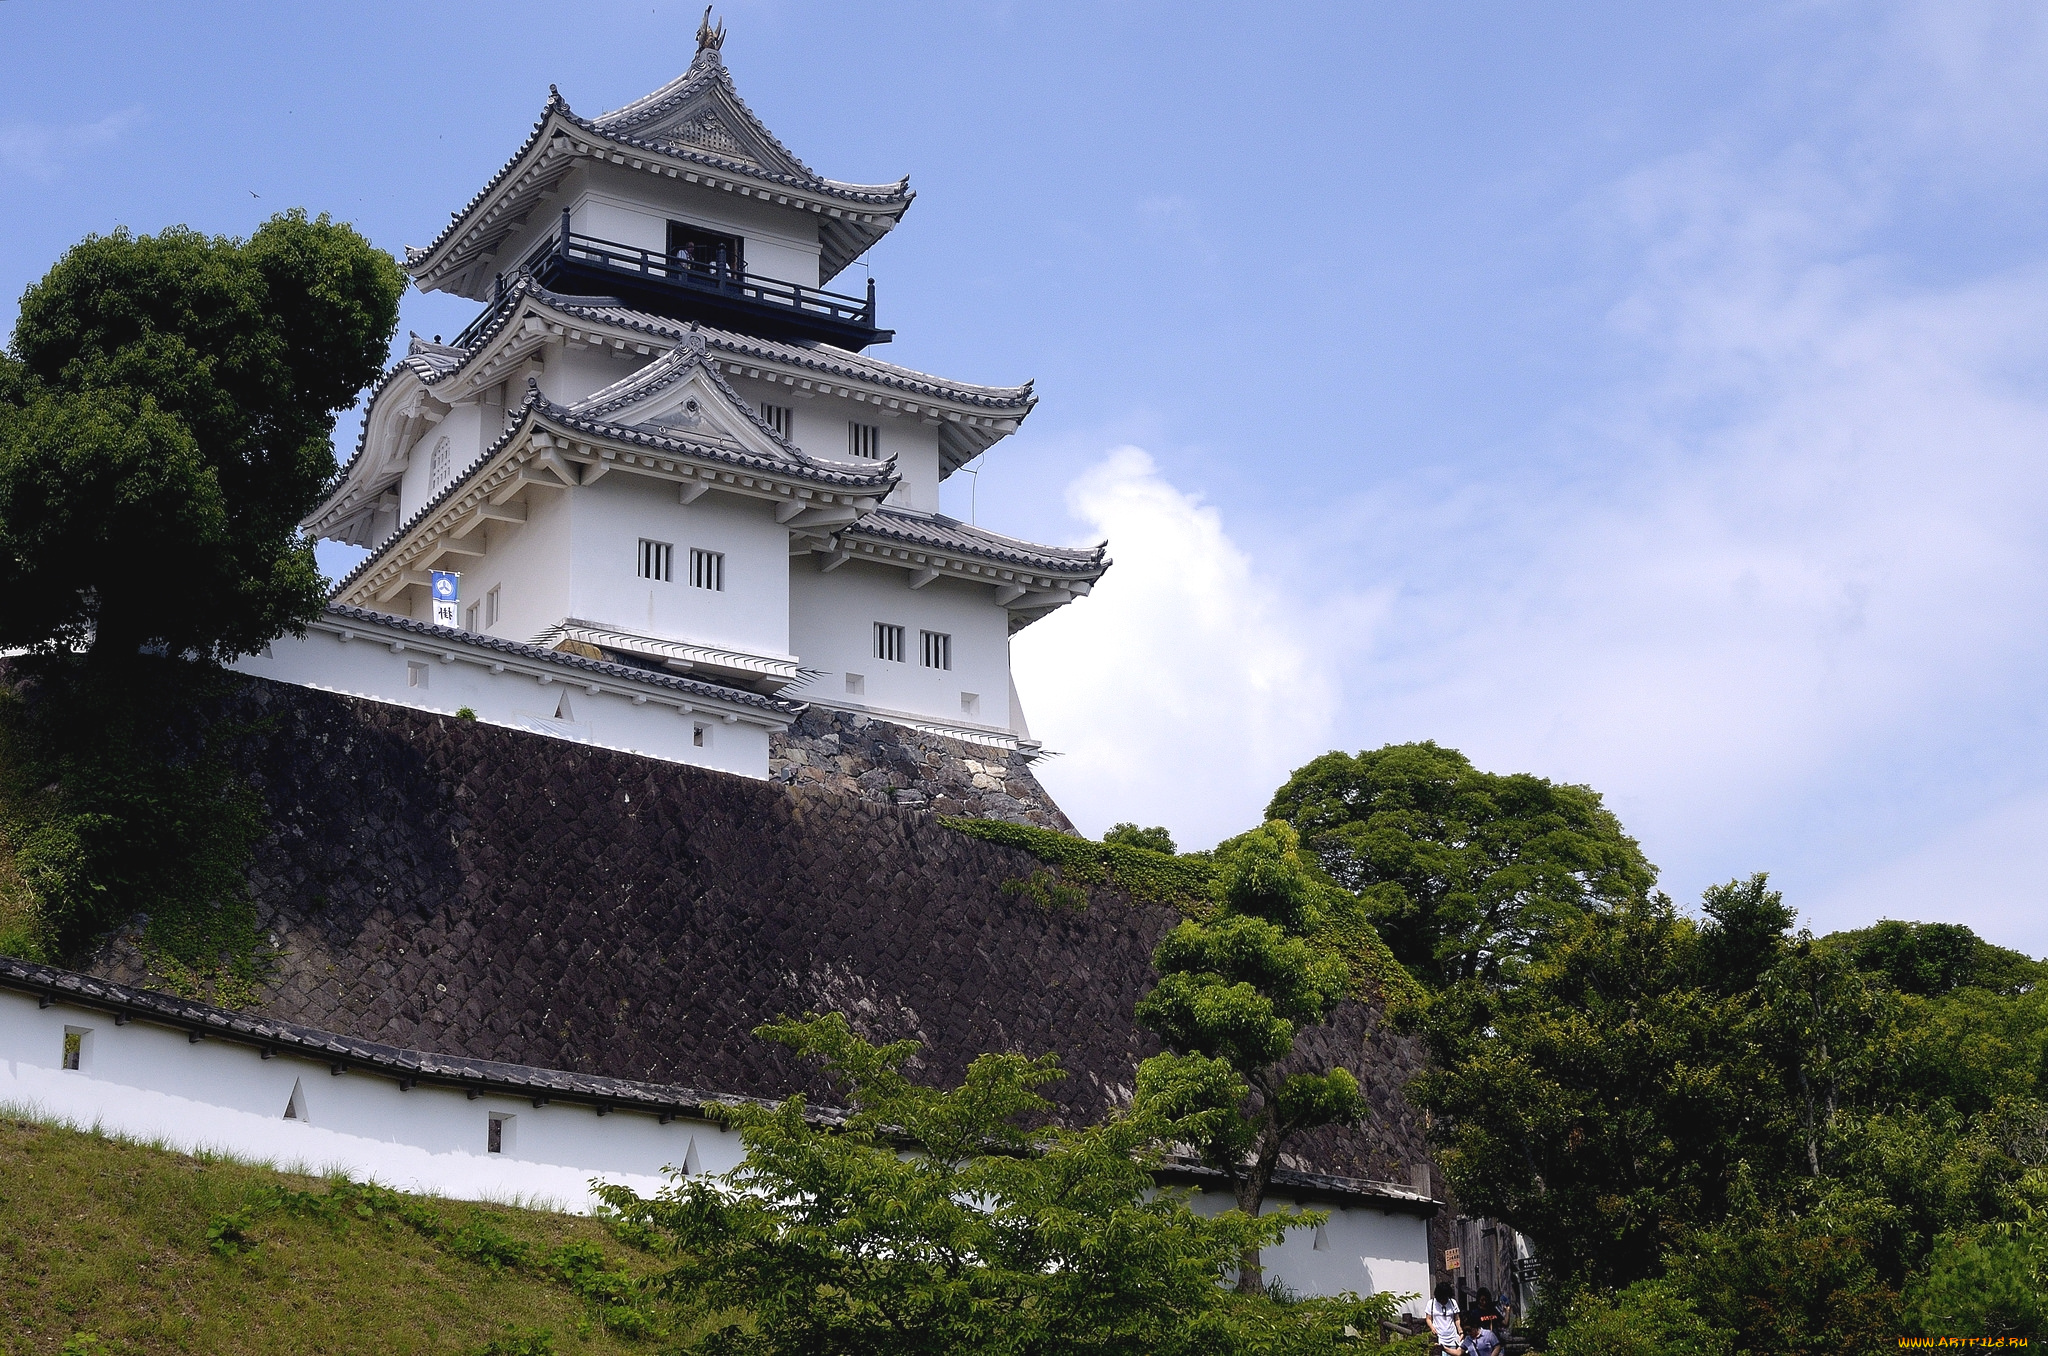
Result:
[760, 402, 793, 439]
[690, 548, 725, 591]
[639, 539, 673, 582]
[874, 622, 905, 663]
[848, 422, 881, 459]
[428, 436, 452, 492]
[920, 630, 951, 670]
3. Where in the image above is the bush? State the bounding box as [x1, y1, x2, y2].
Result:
[1545, 1280, 1734, 1356]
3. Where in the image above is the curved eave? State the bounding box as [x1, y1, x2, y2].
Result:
[822, 513, 1110, 636]
[498, 286, 1034, 472]
[330, 398, 894, 607]
[305, 361, 432, 542]
[536, 397, 896, 494]
[407, 98, 912, 297]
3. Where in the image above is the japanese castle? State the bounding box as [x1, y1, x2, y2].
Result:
[246, 12, 1108, 775]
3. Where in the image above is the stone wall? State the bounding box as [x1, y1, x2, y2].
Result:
[77, 676, 1427, 1183]
[768, 706, 1076, 832]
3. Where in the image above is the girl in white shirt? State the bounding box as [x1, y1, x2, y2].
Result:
[1426, 1282, 1462, 1355]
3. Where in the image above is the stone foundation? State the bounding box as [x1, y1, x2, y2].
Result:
[768, 707, 1075, 832]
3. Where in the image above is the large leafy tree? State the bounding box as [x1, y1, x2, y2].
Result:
[595, 1013, 1392, 1355]
[0, 214, 402, 967]
[1133, 821, 1367, 1295]
[1265, 741, 1656, 990]
[0, 212, 402, 663]
[1410, 892, 1773, 1298]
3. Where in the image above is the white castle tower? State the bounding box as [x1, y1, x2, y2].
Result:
[254, 14, 1108, 776]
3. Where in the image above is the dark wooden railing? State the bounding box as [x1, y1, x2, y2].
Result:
[453, 210, 882, 350]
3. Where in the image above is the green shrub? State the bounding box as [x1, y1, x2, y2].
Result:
[1545, 1279, 1734, 1356]
[941, 817, 1216, 912]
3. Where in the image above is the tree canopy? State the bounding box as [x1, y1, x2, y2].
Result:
[0, 212, 403, 663]
[595, 1013, 1397, 1355]
[1265, 741, 1656, 990]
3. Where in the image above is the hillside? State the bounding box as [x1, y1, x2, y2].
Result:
[0, 1112, 689, 1356]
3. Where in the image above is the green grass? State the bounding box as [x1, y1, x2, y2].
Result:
[0, 1112, 694, 1356]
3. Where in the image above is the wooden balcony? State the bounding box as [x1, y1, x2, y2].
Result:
[501, 212, 892, 350]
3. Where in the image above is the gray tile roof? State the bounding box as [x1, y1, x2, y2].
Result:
[408, 47, 912, 290]
[321, 604, 799, 715]
[479, 278, 1035, 411]
[0, 955, 769, 1120]
[325, 380, 894, 602]
[587, 48, 910, 204]
[845, 507, 1108, 576]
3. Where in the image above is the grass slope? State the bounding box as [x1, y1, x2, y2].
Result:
[0, 1113, 669, 1356]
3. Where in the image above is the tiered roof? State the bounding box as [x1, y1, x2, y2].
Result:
[307, 275, 1035, 544]
[406, 27, 912, 297]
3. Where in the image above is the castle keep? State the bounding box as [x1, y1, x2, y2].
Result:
[243, 13, 1105, 779]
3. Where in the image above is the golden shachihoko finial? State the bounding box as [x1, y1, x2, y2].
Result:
[696, 6, 726, 54]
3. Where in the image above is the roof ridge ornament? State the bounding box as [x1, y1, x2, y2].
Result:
[695, 6, 726, 56]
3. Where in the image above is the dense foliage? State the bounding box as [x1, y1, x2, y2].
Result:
[1266, 741, 1657, 990]
[0, 214, 402, 976]
[1104, 822, 1178, 855]
[594, 1014, 1400, 1355]
[939, 816, 1215, 913]
[1132, 823, 1369, 1294]
[0, 212, 401, 662]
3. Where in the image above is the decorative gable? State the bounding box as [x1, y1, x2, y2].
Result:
[572, 339, 816, 467]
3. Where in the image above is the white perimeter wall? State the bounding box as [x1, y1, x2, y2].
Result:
[0, 986, 735, 1211]
[789, 559, 1014, 731]
[0, 985, 1429, 1302]
[1190, 1186, 1430, 1313]
[232, 623, 773, 777]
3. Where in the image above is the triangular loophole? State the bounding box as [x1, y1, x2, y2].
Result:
[283, 1078, 307, 1122]
[554, 692, 575, 722]
[681, 1136, 701, 1177]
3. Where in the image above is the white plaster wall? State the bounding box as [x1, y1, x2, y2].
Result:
[876, 417, 941, 512]
[541, 340, 648, 407]
[566, 477, 792, 662]
[750, 393, 941, 512]
[456, 477, 577, 644]
[1189, 1188, 1431, 1312]
[397, 403, 485, 520]
[510, 164, 825, 291]
[0, 987, 739, 1211]
[788, 560, 1012, 729]
[0, 987, 1421, 1300]
[231, 624, 773, 777]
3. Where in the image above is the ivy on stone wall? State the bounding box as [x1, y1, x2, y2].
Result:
[939, 817, 1216, 913]
[940, 816, 1424, 1011]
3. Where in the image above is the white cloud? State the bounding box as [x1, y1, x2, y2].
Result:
[0, 108, 143, 180]
[1010, 3, 2048, 957]
[1298, 4, 2048, 950]
[1011, 447, 1365, 850]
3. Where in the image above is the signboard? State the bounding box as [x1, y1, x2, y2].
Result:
[431, 571, 459, 628]
[1443, 1247, 1462, 1272]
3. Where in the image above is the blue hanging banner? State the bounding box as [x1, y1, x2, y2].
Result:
[431, 571, 459, 628]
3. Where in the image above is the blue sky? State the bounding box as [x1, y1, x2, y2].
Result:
[6, 2, 2046, 952]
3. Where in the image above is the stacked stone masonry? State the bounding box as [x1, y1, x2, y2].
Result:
[81, 676, 1427, 1183]
[767, 707, 1076, 833]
